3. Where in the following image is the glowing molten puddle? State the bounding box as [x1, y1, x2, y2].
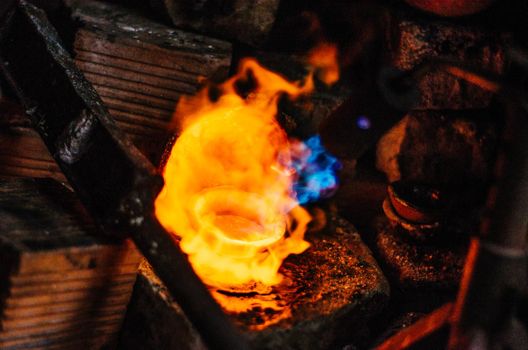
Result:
[194, 188, 286, 249]
[155, 59, 319, 295]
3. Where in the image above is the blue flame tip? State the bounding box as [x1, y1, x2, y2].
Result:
[291, 135, 341, 204]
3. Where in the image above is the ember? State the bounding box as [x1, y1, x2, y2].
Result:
[155, 58, 340, 291]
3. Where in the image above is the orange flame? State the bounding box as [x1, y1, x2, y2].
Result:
[307, 42, 340, 85]
[155, 59, 314, 288]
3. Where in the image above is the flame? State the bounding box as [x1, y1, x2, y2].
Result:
[155, 59, 315, 288]
[290, 135, 341, 204]
[307, 42, 340, 85]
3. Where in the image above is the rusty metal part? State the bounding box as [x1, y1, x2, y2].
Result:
[375, 303, 452, 350]
[376, 48, 528, 349]
[387, 181, 442, 225]
[382, 181, 452, 242]
[0, 2, 249, 349]
[448, 105, 528, 349]
[382, 198, 441, 242]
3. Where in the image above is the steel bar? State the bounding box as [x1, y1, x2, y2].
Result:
[0, 2, 249, 349]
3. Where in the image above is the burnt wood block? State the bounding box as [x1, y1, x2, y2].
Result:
[376, 110, 498, 192]
[387, 14, 505, 109]
[0, 99, 65, 182]
[118, 212, 389, 350]
[149, 0, 280, 47]
[69, 0, 232, 164]
[0, 178, 142, 350]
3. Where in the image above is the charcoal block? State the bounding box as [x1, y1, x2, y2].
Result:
[387, 15, 505, 109]
[376, 110, 498, 190]
[375, 219, 466, 291]
[255, 51, 352, 138]
[118, 212, 389, 350]
[150, 0, 280, 47]
[118, 262, 206, 350]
